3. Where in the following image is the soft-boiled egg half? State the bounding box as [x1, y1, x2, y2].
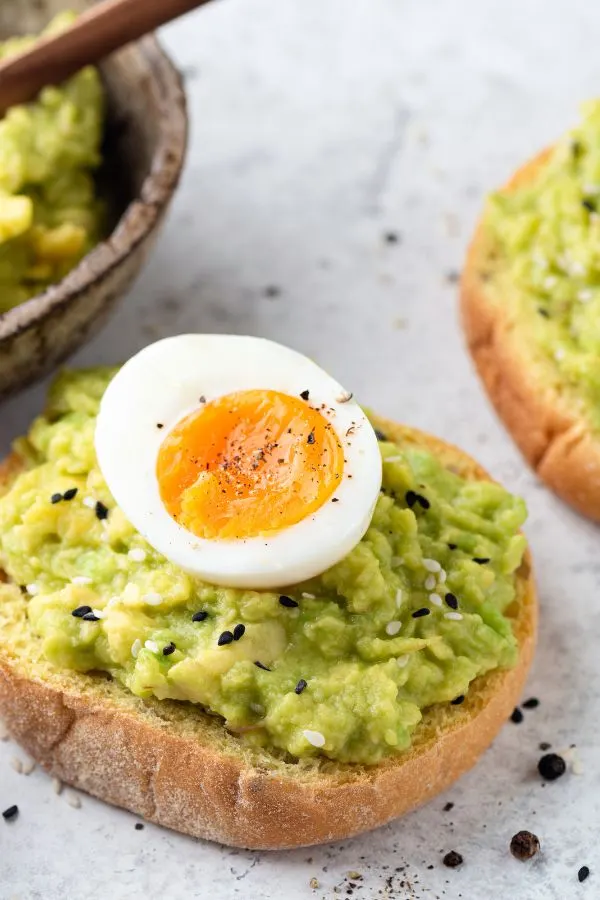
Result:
[95, 335, 382, 588]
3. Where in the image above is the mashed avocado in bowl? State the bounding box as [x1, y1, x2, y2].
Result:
[483, 100, 600, 430]
[0, 369, 528, 765]
[0, 12, 105, 313]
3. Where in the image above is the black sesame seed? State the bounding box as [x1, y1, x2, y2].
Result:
[254, 661, 271, 671]
[264, 285, 281, 298]
[95, 501, 109, 521]
[443, 802, 454, 812]
[510, 830, 540, 861]
[451, 695, 465, 705]
[279, 595, 298, 608]
[162, 642, 176, 656]
[473, 557, 490, 565]
[295, 679, 308, 694]
[217, 630, 234, 646]
[443, 851, 463, 868]
[582, 198, 596, 213]
[578, 866, 590, 883]
[447, 543, 457, 550]
[300, 390, 310, 401]
[523, 697, 540, 709]
[539, 741, 551, 751]
[445, 593, 458, 610]
[82, 612, 100, 622]
[511, 707, 524, 724]
[156, 423, 164, 430]
[192, 611, 208, 622]
[233, 623, 246, 641]
[383, 230, 400, 244]
[405, 490, 418, 508]
[538, 752, 566, 781]
[71, 605, 93, 618]
[135, 822, 145, 830]
[63, 488, 78, 501]
[2, 805, 18, 822]
[412, 607, 430, 618]
[375, 429, 388, 442]
[331, 497, 339, 503]
[538, 308, 550, 318]
[307, 430, 315, 445]
[416, 493, 430, 510]
[50, 492, 62, 504]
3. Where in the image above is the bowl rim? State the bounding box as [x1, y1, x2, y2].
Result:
[0, 34, 188, 341]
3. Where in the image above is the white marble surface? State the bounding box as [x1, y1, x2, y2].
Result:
[1, 0, 600, 897]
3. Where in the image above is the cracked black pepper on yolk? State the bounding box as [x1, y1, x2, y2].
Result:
[156, 389, 344, 539]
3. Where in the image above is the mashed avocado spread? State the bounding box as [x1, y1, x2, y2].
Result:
[0, 370, 527, 764]
[0, 13, 105, 313]
[484, 100, 600, 428]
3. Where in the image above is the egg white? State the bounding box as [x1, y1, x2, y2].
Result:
[95, 334, 382, 588]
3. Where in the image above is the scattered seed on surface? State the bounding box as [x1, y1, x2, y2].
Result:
[425, 574, 437, 591]
[445, 611, 463, 621]
[143, 592, 162, 606]
[386, 620, 402, 636]
[295, 679, 308, 694]
[523, 697, 540, 709]
[52, 777, 63, 795]
[302, 592, 316, 599]
[279, 595, 298, 608]
[83, 496, 96, 509]
[443, 802, 454, 812]
[451, 696, 465, 706]
[10, 757, 22, 774]
[447, 543, 457, 550]
[156, 423, 164, 429]
[578, 866, 590, 883]
[131, 639, 142, 658]
[128, 548, 146, 563]
[510, 831, 540, 861]
[2, 805, 18, 822]
[473, 557, 490, 565]
[423, 558, 441, 573]
[63, 488, 78, 501]
[511, 708, 524, 724]
[135, 822, 145, 830]
[396, 655, 409, 668]
[162, 642, 176, 656]
[395, 588, 403, 607]
[218, 630, 234, 647]
[65, 791, 81, 809]
[233, 623, 246, 641]
[0, 720, 9, 741]
[307, 430, 315, 445]
[336, 390, 353, 403]
[95, 501, 109, 520]
[375, 429, 388, 442]
[71, 605, 92, 618]
[445, 593, 458, 610]
[22, 760, 36, 776]
[300, 390, 310, 401]
[192, 610, 208, 622]
[538, 753, 566, 781]
[26, 584, 39, 596]
[303, 729, 325, 748]
[143, 640, 158, 654]
[50, 493, 62, 504]
[429, 593, 443, 607]
[383, 230, 400, 244]
[539, 742, 551, 751]
[412, 607, 430, 618]
[443, 851, 463, 868]
[254, 661, 271, 671]
[82, 612, 101, 622]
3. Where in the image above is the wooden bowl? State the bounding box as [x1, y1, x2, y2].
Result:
[0, 0, 188, 400]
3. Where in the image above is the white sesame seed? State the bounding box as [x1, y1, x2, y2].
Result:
[384, 456, 402, 464]
[72, 576, 92, 586]
[83, 496, 96, 509]
[52, 777, 63, 795]
[131, 639, 142, 658]
[144, 640, 159, 654]
[423, 558, 441, 573]
[128, 548, 146, 563]
[438, 569, 447, 584]
[302, 592, 316, 599]
[429, 593, 443, 607]
[385, 620, 402, 636]
[91, 609, 105, 620]
[578, 289, 593, 302]
[572, 757, 585, 776]
[396, 655, 410, 668]
[445, 612, 463, 621]
[143, 592, 162, 606]
[26, 583, 39, 596]
[425, 574, 436, 591]
[303, 729, 326, 748]
[65, 791, 81, 809]
[0, 720, 9, 741]
[395, 588, 403, 608]
[10, 757, 23, 774]
[22, 760, 36, 776]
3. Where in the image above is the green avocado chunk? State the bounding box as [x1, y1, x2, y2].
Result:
[483, 99, 600, 428]
[0, 369, 527, 764]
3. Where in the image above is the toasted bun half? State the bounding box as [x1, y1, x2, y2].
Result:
[461, 151, 600, 521]
[0, 419, 537, 849]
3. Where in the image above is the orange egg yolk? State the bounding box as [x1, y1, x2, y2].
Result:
[156, 389, 345, 540]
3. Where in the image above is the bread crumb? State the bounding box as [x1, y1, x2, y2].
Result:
[65, 791, 81, 809]
[309, 878, 319, 890]
[52, 777, 63, 795]
[10, 757, 23, 774]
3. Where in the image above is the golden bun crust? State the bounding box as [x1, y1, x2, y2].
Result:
[0, 419, 537, 849]
[461, 151, 600, 521]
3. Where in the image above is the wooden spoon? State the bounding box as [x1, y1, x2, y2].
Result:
[0, 0, 215, 116]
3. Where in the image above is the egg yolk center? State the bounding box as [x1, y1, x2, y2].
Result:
[156, 389, 345, 540]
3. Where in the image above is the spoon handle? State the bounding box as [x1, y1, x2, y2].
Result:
[0, 0, 214, 115]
